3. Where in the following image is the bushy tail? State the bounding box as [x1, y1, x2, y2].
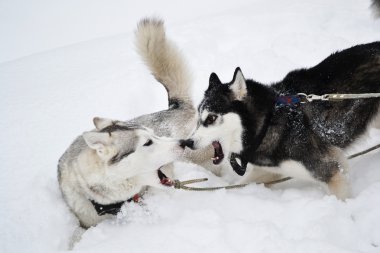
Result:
[135, 17, 193, 107]
[372, 0, 380, 18]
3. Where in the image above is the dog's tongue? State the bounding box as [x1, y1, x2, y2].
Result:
[211, 141, 224, 165]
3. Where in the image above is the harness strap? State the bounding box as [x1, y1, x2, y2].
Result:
[275, 95, 302, 107]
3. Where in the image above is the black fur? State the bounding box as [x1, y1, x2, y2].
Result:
[201, 42, 380, 184]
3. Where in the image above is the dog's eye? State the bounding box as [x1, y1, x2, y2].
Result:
[204, 115, 218, 126]
[143, 139, 153, 146]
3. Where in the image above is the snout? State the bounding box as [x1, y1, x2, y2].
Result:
[179, 139, 194, 149]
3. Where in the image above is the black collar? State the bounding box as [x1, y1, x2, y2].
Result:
[90, 199, 126, 216]
[230, 153, 248, 176]
[230, 109, 273, 176]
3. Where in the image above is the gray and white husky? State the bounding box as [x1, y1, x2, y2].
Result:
[185, 42, 380, 200]
[58, 18, 209, 229]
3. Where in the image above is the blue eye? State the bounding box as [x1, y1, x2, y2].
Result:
[143, 139, 153, 146]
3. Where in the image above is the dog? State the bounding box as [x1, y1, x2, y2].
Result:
[184, 42, 380, 200]
[59, 120, 186, 227]
[58, 18, 201, 230]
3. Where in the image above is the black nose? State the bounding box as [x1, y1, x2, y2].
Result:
[179, 139, 194, 149]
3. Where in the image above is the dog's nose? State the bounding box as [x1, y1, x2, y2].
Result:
[179, 139, 194, 149]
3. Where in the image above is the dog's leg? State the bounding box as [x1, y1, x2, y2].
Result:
[327, 170, 350, 200]
[239, 165, 283, 186]
[314, 148, 350, 200]
[371, 104, 380, 129]
[68, 226, 85, 250]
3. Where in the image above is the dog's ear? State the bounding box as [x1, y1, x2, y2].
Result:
[208, 72, 222, 88]
[93, 117, 114, 130]
[83, 131, 113, 158]
[229, 67, 247, 101]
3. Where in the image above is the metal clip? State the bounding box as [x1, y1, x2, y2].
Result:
[297, 93, 329, 103]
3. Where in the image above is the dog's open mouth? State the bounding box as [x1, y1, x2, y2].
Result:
[211, 141, 224, 165]
[158, 169, 173, 186]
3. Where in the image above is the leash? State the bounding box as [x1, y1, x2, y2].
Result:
[297, 93, 380, 102]
[347, 143, 380, 159]
[166, 176, 293, 191]
[170, 143, 380, 191]
[276, 93, 380, 107]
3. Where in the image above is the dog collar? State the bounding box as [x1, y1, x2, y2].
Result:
[90, 195, 139, 216]
[230, 106, 273, 176]
[90, 170, 171, 216]
[230, 153, 248, 176]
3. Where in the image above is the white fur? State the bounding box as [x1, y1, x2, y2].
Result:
[83, 127, 182, 181]
[192, 111, 244, 157]
[230, 69, 247, 100]
[257, 160, 314, 181]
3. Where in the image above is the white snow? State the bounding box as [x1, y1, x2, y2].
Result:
[1, 0, 380, 252]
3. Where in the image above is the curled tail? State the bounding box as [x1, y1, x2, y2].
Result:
[135, 18, 193, 107]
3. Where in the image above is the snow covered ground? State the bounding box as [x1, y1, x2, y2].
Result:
[1, 0, 380, 252]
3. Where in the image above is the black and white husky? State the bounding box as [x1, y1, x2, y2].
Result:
[185, 42, 380, 200]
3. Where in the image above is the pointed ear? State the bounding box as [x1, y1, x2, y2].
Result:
[208, 72, 222, 88]
[93, 117, 114, 130]
[82, 131, 112, 156]
[229, 67, 247, 101]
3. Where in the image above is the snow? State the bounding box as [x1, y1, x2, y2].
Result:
[1, 0, 380, 252]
